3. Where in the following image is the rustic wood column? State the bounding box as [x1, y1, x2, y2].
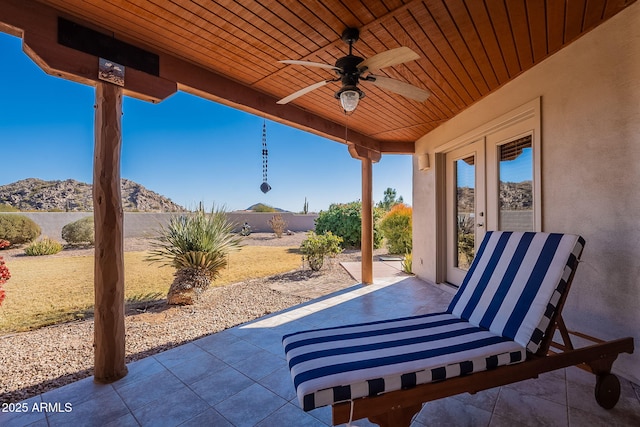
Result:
[93, 82, 127, 383]
[361, 157, 374, 284]
[348, 144, 381, 285]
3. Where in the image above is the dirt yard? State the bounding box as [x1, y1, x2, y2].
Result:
[0, 232, 371, 404]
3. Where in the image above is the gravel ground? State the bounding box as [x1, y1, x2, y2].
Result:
[0, 232, 367, 404]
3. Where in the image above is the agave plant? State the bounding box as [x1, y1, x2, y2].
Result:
[147, 205, 243, 305]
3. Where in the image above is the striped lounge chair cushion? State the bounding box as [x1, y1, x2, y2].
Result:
[283, 231, 584, 411]
[283, 312, 525, 411]
[447, 231, 584, 352]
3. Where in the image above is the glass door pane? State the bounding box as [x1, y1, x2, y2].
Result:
[446, 140, 485, 286]
[498, 136, 533, 231]
[456, 156, 476, 269]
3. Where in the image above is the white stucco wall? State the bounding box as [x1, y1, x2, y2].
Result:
[413, 3, 640, 383]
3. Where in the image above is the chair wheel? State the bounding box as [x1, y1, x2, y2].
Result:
[595, 373, 620, 409]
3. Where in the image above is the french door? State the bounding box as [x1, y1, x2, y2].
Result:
[440, 99, 540, 286]
[445, 140, 485, 285]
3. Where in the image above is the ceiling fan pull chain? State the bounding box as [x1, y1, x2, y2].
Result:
[260, 119, 271, 194]
[344, 113, 349, 143]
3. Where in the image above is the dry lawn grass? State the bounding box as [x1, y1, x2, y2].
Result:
[0, 246, 301, 333]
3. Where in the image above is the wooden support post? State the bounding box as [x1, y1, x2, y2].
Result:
[349, 144, 380, 286]
[93, 82, 127, 383]
[361, 157, 374, 285]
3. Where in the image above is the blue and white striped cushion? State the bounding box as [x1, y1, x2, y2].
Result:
[283, 312, 525, 411]
[283, 232, 584, 411]
[447, 231, 584, 351]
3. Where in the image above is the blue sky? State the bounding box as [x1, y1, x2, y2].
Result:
[457, 148, 532, 188]
[0, 32, 412, 213]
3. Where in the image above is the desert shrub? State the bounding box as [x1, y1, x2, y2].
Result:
[401, 253, 413, 274]
[379, 203, 412, 254]
[0, 214, 41, 245]
[315, 201, 383, 249]
[24, 237, 63, 256]
[62, 216, 94, 245]
[300, 231, 343, 271]
[147, 205, 243, 305]
[268, 214, 288, 238]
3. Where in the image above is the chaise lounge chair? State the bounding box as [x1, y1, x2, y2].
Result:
[282, 231, 634, 426]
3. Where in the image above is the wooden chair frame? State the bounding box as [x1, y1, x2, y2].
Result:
[332, 258, 635, 427]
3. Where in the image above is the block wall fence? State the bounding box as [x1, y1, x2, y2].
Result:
[5, 212, 318, 241]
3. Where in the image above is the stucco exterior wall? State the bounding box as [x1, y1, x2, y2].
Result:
[413, 3, 640, 383]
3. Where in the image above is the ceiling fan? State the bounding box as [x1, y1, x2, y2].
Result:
[277, 28, 431, 113]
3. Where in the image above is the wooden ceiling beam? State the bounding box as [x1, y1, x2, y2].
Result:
[348, 143, 382, 162]
[0, 0, 177, 103]
[379, 140, 415, 154]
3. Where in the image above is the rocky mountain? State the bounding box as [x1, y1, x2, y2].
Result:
[457, 181, 532, 211]
[499, 181, 533, 210]
[0, 178, 185, 212]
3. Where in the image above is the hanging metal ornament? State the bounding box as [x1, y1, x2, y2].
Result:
[260, 119, 271, 193]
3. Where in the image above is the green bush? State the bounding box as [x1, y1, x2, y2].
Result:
[0, 214, 41, 245]
[379, 204, 412, 254]
[300, 231, 343, 271]
[315, 201, 383, 249]
[62, 216, 94, 245]
[24, 237, 63, 256]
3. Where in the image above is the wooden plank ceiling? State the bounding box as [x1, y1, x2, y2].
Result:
[31, 0, 636, 150]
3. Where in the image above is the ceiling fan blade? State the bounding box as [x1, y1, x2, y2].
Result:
[364, 75, 431, 102]
[276, 80, 329, 105]
[279, 60, 339, 71]
[358, 46, 420, 72]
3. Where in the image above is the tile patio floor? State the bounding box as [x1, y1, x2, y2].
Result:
[2, 264, 639, 427]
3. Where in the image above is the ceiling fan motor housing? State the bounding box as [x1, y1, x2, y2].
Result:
[334, 55, 366, 100]
[335, 55, 363, 84]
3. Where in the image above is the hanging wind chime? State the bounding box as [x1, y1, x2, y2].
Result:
[260, 119, 271, 194]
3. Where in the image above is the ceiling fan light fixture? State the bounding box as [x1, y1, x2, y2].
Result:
[340, 90, 360, 112]
[337, 86, 365, 113]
